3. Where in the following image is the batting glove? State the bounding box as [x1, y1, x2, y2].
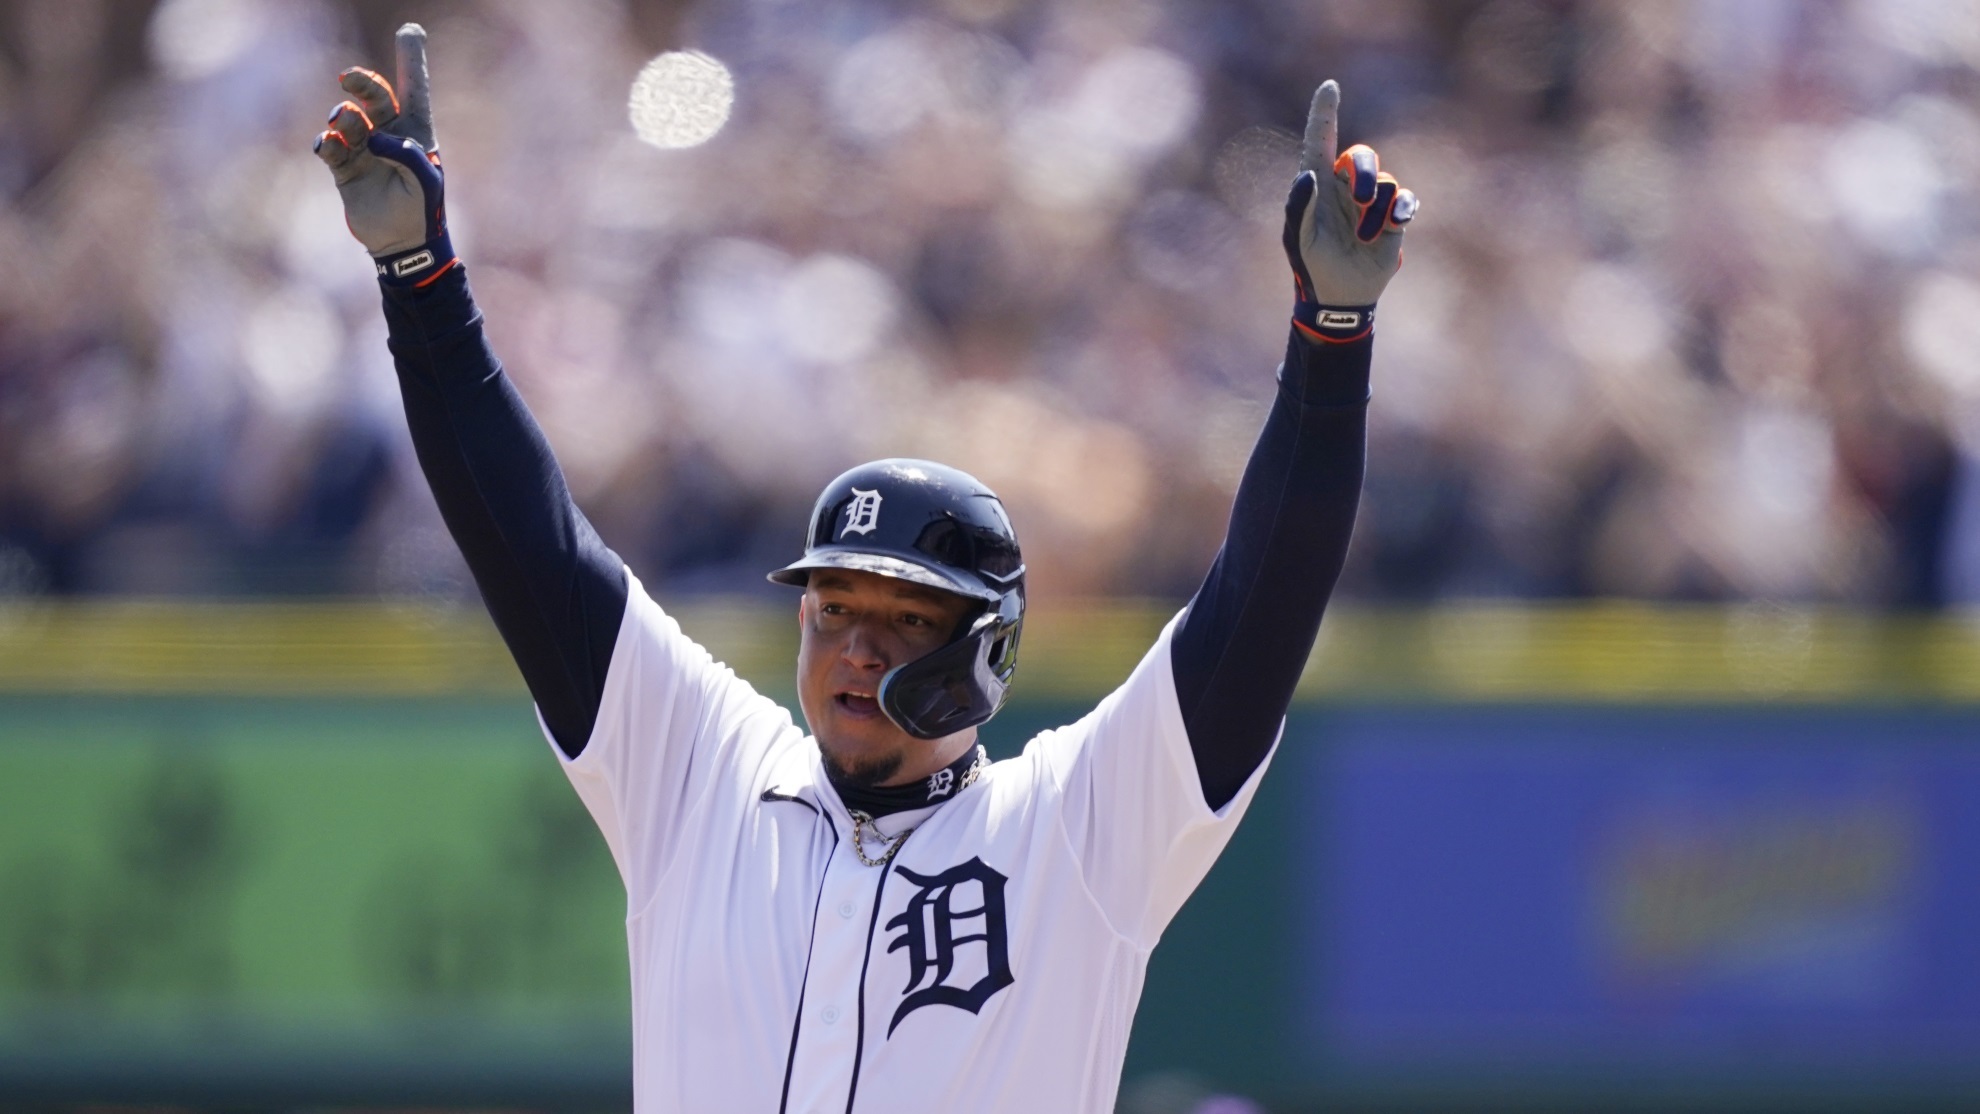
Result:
[1283, 80, 1418, 344]
[313, 24, 456, 288]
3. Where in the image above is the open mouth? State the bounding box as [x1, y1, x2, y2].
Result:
[835, 691, 880, 718]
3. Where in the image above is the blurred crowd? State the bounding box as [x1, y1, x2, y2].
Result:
[3, 0, 1980, 604]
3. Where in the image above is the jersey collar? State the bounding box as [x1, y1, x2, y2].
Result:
[828, 744, 986, 819]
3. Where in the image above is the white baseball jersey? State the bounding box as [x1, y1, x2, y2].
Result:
[546, 572, 1274, 1113]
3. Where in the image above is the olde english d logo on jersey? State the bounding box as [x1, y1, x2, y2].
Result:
[884, 857, 1013, 1035]
[841, 488, 883, 537]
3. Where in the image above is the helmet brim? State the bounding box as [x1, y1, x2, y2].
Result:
[767, 549, 1002, 603]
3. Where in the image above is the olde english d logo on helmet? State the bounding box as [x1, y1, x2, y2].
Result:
[884, 857, 1014, 1036]
[841, 488, 883, 537]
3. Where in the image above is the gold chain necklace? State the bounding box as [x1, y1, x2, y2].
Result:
[847, 810, 909, 867]
[847, 747, 986, 868]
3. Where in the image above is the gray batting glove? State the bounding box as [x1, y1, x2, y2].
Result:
[312, 24, 456, 287]
[1282, 80, 1418, 343]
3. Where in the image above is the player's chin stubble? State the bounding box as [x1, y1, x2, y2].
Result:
[819, 741, 904, 789]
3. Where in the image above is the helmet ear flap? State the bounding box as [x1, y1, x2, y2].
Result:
[983, 591, 1022, 679]
[877, 589, 1023, 740]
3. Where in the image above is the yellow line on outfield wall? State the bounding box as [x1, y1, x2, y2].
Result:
[0, 599, 1976, 702]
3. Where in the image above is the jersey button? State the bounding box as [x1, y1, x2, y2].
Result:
[838, 900, 856, 919]
[821, 1004, 841, 1025]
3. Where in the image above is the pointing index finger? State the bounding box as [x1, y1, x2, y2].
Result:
[1301, 80, 1340, 174]
[394, 23, 436, 151]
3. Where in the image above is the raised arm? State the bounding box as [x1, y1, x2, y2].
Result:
[1172, 80, 1417, 809]
[315, 26, 627, 757]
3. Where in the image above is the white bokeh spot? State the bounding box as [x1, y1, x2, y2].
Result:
[1904, 271, 1980, 398]
[241, 286, 342, 420]
[778, 254, 901, 365]
[148, 0, 264, 80]
[629, 50, 735, 150]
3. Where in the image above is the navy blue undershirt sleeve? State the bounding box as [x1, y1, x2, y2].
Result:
[381, 265, 628, 758]
[1172, 328, 1370, 811]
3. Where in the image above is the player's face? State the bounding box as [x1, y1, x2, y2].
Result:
[797, 569, 979, 788]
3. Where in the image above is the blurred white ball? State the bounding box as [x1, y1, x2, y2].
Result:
[628, 50, 735, 149]
[148, 0, 262, 80]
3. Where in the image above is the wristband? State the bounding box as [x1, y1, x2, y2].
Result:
[375, 231, 457, 288]
[1292, 299, 1376, 344]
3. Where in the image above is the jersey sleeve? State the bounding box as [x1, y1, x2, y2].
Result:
[548, 570, 801, 902]
[1032, 612, 1275, 949]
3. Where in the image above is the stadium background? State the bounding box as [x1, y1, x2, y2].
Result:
[5, 0, 1980, 1110]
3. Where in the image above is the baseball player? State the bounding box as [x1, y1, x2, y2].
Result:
[315, 25, 1412, 1112]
